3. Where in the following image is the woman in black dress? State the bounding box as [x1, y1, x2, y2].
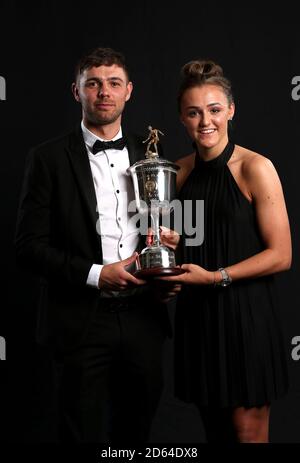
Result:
[161, 60, 292, 442]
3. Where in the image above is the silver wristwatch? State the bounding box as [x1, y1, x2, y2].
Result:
[217, 268, 232, 287]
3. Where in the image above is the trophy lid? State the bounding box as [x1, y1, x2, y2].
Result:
[128, 156, 179, 174]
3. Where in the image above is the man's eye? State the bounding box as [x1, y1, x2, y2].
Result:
[86, 81, 98, 88]
[188, 111, 198, 117]
[111, 81, 120, 87]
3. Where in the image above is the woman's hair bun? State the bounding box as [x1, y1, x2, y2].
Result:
[181, 60, 224, 80]
[177, 58, 233, 109]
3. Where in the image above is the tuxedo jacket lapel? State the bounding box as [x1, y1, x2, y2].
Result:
[124, 131, 145, 165]
[66, 126, 99, 237]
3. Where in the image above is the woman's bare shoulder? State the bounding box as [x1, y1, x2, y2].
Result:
[176, 152, 195, 169]
[233, 145, 280, 196]
[233, 145, 275, 173]
[175, 152, 195, 192]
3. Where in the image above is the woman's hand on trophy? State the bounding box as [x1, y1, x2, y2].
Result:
[160, 226, 180, 250]
[146, 226, 180, 250]
[159, 264, 215, 286]
[98, 253, 146, 291]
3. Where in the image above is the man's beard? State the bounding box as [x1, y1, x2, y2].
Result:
[88, 107, 123, 126]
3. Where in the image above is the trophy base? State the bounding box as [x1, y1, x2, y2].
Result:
[134, 266, 185, 279]
[134, 244, 185, 279]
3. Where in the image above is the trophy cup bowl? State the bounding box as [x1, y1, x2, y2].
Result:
[127, 128, 185, 278]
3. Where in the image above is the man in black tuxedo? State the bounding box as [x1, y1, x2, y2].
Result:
[15, 47, 171, 443]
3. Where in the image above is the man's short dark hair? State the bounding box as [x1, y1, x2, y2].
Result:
[75, 47, 130, 82]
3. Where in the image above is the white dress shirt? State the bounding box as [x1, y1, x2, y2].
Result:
[81, 122, 139, 290]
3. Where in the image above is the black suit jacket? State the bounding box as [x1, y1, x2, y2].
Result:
[15, 125, 168, 350]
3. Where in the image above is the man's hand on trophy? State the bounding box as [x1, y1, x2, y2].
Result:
[98, 253, 146, 291]
[146, 226, 180, 250]
[152, 279, 182, 303]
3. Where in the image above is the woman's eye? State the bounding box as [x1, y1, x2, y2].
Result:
[188, 111, 198, 117]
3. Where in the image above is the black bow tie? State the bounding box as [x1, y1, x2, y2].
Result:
[92, 137, 126, 154]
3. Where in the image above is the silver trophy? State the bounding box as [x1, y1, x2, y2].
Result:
[127, 126, 185, 278]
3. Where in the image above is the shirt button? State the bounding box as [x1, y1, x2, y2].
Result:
[116, 189, 120, 194]
[118, 217, 121, 221]
[120, 244, 123, 248]
[110, 163, 114, 167]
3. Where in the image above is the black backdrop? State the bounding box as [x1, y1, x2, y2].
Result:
[0, 1, 300, 444]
